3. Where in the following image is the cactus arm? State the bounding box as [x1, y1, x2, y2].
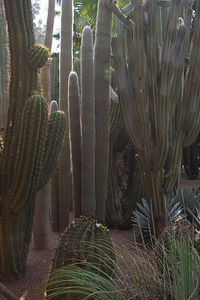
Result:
[179, 8, 200, 146]
[6, 95, 48, 212]
[94, 0, 112, 222]
[37, 110, 66, 190]
[112, 37, 142, 151]
[80, 27, 96, 217]
[107, 0, 134, 30]
[68, 71, 81, 217]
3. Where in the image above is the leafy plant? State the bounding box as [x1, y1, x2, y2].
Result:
[45, 232, 200, 299]
[132, 195, 184, 243]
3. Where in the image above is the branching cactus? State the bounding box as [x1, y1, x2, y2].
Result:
[0, 0, 66, 278]
[112, 0, 200, 235]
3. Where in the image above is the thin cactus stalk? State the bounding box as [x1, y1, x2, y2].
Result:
[49, 100, 60, 232]
[0, 0, 66, 278]
[94, 0, 112, 222]
[112, 0, 200, 236]
[57, 0, 74, 231]
[0, 0, 9, 132]
[50, 56, 59, 102]
[80, 26, 95, 216]
[68, 71, 81, 217]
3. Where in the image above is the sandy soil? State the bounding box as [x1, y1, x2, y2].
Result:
[0, 173, 199, 300]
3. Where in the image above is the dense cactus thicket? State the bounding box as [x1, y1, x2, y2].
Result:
[112, 0, 200, 235]
[0, 0, 66, 278]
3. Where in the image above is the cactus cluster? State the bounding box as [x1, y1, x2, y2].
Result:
[111, 0, 200, 235]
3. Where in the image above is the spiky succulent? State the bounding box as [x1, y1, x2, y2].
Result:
[132, 196, 184, 243]
[27, 44, 50, 69]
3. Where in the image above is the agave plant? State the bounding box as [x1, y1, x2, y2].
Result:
[132, 188, 200, 242]
[132, 195, 185, 243]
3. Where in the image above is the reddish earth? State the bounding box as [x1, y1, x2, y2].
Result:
[0, 173, 199, 300]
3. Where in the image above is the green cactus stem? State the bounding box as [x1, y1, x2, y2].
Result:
[94, 0, 112, 223]
[68, 71, 81, 217]
[50, 57, 59, 102]
[57, 0, 74, 231]
[80, 26, 96, 217]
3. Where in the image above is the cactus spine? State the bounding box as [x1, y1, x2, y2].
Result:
[0, 0, 66, 278]
[94, 0, 112, 222]
[68, 71, 81, 217]
[57, 0, 74, 231]
[80, 26, 96, 216]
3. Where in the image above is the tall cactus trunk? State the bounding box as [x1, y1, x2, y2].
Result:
[94, 0, 112, 222]
[0, 0, 9, 132]
[57, 0, 73, 231]
[80, 26, 95, 216]
[68, 72, 81, 217]
[33, 0, 56, 250]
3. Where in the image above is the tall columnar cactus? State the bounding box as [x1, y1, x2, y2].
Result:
[0, 0, 9, 132]
[0, 0, 66, 278]
[94, 0, 112, 222]
[68, 71, 81, 217]
[80, 26, 96, 216]
[57, 0, 74, 231]
[112, 0, 200, 235]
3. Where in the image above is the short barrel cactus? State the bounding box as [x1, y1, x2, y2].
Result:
[51, 216, 115, 276]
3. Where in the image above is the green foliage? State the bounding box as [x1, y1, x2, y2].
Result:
[46, 232, 200, 299]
